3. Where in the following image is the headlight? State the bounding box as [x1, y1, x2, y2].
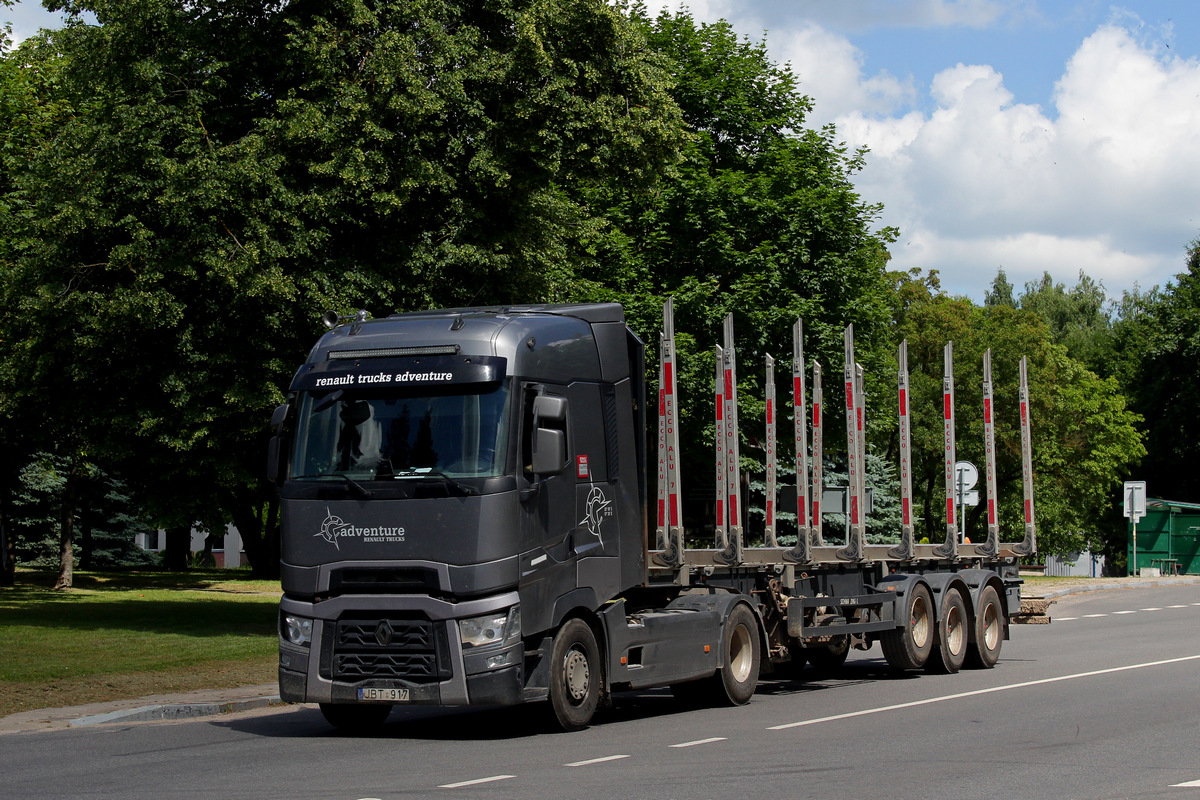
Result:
[459, 606, 520, 650]
[283, 614, 314, 646]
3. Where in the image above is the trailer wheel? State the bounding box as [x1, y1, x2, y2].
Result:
[807, 635, 850, 677]
[926, 587, 968, 674]
[965, 585, 1003, 669]
[319, 703, 392, 733]
[880, 582, 933, 671]
[715, 603, 761, 705]
[548, 618, 602, 731]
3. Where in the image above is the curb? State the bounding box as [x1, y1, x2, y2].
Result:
[70, 695, 284, 727]
[1027, 576, 1200, 600]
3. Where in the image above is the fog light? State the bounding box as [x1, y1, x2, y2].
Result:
[486, 651, 517, 670]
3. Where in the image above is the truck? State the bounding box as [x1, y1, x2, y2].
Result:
[268, 301, 1037, 732]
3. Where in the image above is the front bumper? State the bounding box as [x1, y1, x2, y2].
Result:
[278, 590, 524, 707]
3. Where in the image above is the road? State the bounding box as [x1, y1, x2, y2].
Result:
[5, 584, 1200, 800]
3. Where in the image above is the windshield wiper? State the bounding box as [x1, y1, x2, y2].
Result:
[392, 469, 478, 496]
[333, 473, 374, 498]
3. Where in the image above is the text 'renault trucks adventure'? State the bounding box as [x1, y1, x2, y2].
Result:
[268, 302, 1037, 732]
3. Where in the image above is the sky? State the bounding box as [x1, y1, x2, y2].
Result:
[5, 1, 1199, 303]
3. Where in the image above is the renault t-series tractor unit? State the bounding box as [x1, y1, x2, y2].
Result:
[269, 302, 1036, 731]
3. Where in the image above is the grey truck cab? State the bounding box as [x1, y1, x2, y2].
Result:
[271, 304, 651, 730]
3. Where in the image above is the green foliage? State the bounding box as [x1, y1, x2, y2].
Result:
[1016, 270, 1114, 376]
[892, 277, 1144, 556]
[571, 9, 897, 518]
[0, 0, 686, 573]
[9, 453, 157, 568]
[1121, 241, 1200, 503]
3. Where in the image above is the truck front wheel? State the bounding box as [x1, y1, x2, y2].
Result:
[549, 618, 602, 731]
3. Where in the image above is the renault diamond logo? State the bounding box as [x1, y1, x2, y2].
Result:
[374, 620, 394, 647]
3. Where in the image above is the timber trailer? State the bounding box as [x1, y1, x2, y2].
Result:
[268, 301, 1036, 731]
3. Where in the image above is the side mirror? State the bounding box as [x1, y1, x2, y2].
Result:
[531, 428, 566, 476]
[532, 395, 567, 425]
[270, 403, 291, 434]
[266, 403, 291, 483]
[266, 436, 284, 483]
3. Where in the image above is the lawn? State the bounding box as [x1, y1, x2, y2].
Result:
[0, 570, 282, 717]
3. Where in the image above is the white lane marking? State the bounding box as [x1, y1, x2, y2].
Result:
[1168, 604, 1188, 609]
[1114, 610, 1138, 615]
[565, 755, 630, 767]
[1056, 617, 1078, 621]
[670, 737, 727, 748]
[1143, 607, 1163, 611]
[767, 654, 1200, 731]
[1192, 603, 1200, 607]
[1172, 779, 1200, 787]
[1083, 613, 1108, 618]
[438, 775, 516, 789]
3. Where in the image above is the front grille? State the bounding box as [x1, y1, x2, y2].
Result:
[335, 652, 440, 681]
[327, 616, 451, 683]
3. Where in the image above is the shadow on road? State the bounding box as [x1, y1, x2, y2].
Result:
[212, 654, 935, 741]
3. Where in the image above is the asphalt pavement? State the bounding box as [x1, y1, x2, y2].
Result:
[4, 574, 1198, 736]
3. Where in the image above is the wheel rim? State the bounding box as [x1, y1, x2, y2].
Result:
[911, 595, 931, 649]
[564, 647, 590, 703]
[981, 602, 1000, 650]
[728, 624, 753, 683]
[946, 604, 965, 655]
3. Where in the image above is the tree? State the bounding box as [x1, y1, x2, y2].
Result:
[1018, 270, 1114, 376]
[570, 9, 898, 525]
[892, 280, 1143, 557]
[1122, 241, 1200, 503]
[0, 0, 686, 579]
[983, 268, 1016, 308]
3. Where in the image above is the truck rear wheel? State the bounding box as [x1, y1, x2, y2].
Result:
[965, 585, 1003, 669]
[549, 618, 602, 731]
[880, 582, 933, 671]
[319, 702, 392, 733]
[715, 603, 760, 705]
[926, 587, 968, 674]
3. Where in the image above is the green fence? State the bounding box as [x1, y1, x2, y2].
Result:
[1127, 499, 1200, 575]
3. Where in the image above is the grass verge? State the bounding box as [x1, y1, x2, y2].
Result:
[0, 570, 281, 717]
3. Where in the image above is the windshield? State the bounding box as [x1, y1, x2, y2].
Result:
[291, 381, 512, 481]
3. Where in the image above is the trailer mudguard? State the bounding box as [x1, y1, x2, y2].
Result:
[921, 571, 974, 620]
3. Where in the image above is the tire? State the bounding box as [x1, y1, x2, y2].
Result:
[319, 702, 392, 732]
[880, 582, 934, 671]
[548, 618, 602, 732]
[807, 635, 850, 677]
[965, 585, 1004, 669]
[926, 587, 968, 674]
[715, 604, 760, 705]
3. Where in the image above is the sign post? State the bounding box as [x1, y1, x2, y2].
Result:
[955, 460, 979, 543]
[1124, 480, 1147, 576]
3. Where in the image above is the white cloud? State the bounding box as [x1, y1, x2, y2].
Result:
[774, 23, 916, 124]
[793, 0, 1012, 31]
[827, 23, 1200, 299]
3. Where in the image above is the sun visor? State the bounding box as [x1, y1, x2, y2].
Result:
[290, 355, 507, 392]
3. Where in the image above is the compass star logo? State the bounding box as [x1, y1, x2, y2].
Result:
[314, 509, 350, 550]
[579, 487, 612, 546]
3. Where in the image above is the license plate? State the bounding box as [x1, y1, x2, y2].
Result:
[358, 687, 410, 702]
